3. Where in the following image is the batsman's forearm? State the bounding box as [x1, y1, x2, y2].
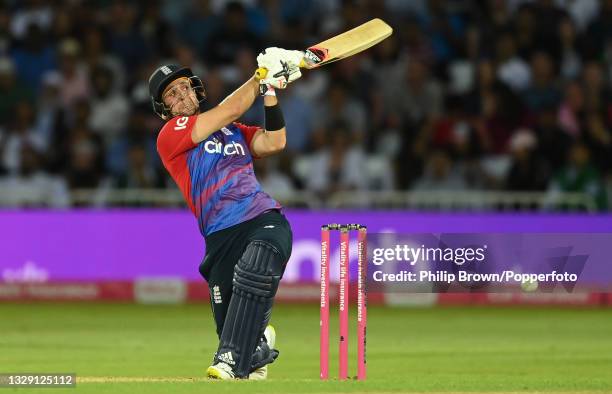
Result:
[263, 94, 278, 106]
[219, 77, 260, 119]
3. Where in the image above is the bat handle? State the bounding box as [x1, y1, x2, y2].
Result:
[255, 67, 268, 80]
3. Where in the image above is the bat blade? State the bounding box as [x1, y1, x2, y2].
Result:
[255, 18, 393, 79]
[300, 18, 393, 68]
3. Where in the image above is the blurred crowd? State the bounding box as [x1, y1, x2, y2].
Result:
[0, 0, 611, 209]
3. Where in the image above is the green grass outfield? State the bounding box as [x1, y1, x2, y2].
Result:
[0, 303, 611, 393]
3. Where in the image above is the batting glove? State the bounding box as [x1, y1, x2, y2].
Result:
[256, 62, 301, 91]
[259, 76, 287, 94]
[259, 83, 277, 97]
[257, 47, 305, 69]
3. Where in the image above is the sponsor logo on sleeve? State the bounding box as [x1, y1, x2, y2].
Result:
[174, 116, 189, 131]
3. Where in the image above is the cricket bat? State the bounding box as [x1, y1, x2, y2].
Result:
[255, 18, 393, 79]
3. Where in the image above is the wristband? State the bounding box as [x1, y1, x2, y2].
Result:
[264, 104, 285, 131]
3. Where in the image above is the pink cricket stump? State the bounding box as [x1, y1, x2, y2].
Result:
[339, 227, 349, 380]
[320, 226, 330, 380]
[357, 227, 367, 380]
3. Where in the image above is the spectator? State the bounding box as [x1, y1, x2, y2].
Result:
[494, 31, 531, 91]
[0, 144, 69, 208]
[173, 44, 207, 82]
[557, 16, 582, 80]
[482, 0, 512, 33]
[581, 61, 610, 114]
[513, 4, 538, 59]
[506, 128, 548, 191]
[522, 51, 561, 112]
[35, 71, 62, 151]
[106, 105, 159, 180]
[107, 2, 149, 75]
[253, 157, 296, 201]
[234, 47, 263, 124]
[563, 0, 599, 32]
[88, 64, 129, 143]
[10, 23, 56, 93]
[470, 64, 522, 155]
[418, 0, 465, 64]
[50, 5, 76, 42]
[1, 101, 45, 175]
[306, 123, 367, 196]
[432, 95, 484, 188]
[114, 144, 163, 190]
[203, 2, 262, 67]
[0, 57, 34, 126]
[9, 0, 53, 40]
[532, 0, 568, 52]
[175, 0, 219, 56]
[199, 68, 229, 111]
[584, 0, 612, 59]
[427, 95, 475, 151]
[278, 84, 314, 153]
[0, 5, 10, 53]
[558, 81, 584, 137]
[534, 105, 573, 171]
[54, 38, 89, 110]
[82, 28, 126, 93]
[140, 1, 175, 59]
[382, 58, 443, 126]
[413, 150, 468, 191]
[0, 126, 7, 175]
[401, 17, 435, 66]
[583, 111, 612, 174]
[446, 25, 481, 95]
[370, 32, 402, 89]
[547, 142, 607, 210]
[329, 56, 375, 107]
[64, 123, 105, 190]
[313, 81, 366, 144]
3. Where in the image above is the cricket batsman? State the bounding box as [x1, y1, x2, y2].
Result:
[148, 48, 304, 379]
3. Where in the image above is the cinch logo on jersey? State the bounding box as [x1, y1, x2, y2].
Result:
[204, 140, 246, 156]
